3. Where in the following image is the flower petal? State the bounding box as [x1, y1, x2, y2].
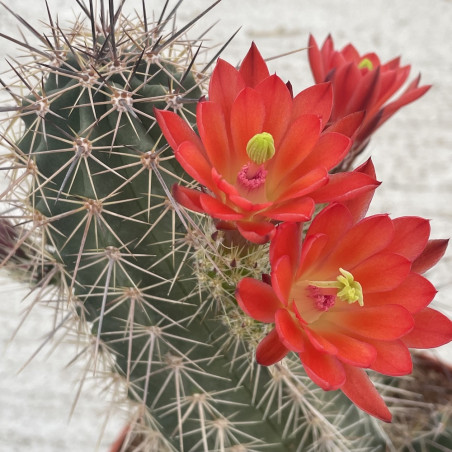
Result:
[271, 255, 294, 303]
[352, 252, 411, 293]
[175, 141, 214, 189]
[310, 171, 380, 204]
[197, 101, 232, 177]
[411, 239, 449, 274]
[368, 339, 412, 376]
[261, 196, 315, 222]
[402, 308, 452, 348]
[270, 222, 302, 270]
[255, 75, 293, 145]
[236, 277, 283, 323]
[230, 87, 266, 164]
[256, 328, 289, 366]
[239, 42, 270, 88]
[332, 304, 414, 341]
[387, 217, 430, 262]
[209, 59, 245, 119]
[155, 108, 201, 151]
[364, 272, 437, 313]
[275, 309, 305, 352]
[172, 184, 203, 213]
[236, 220, 276, 244]
[341, 365, 392, 422]
[292, 82, 333, 125]
[299, 340, 346, 390]
[199, 194, 244, 221]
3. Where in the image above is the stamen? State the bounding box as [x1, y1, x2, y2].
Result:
[308, 268, 364, 307]
[307, 285, 336, 311]
[237, 163, 267, 190]
[246, 132, 275, 165]
[358, 57, 374, 71]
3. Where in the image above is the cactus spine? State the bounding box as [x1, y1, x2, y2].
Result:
[1, 1, 451, 451]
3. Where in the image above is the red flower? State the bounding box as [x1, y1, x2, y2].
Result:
[236, 197, 451, 421]
[156, 43, 378, 243]
[308, 35, 431, 161]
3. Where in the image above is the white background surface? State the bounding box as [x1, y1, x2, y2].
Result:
[1, 0, 451, 450]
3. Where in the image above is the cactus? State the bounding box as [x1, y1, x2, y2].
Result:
[1, 1, 451, 451]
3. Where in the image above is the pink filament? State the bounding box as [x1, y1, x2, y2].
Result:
[237, 163, 267, 190]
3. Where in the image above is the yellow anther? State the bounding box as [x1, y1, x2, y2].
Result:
[358, 57, 374, 71]
[336, 268, 364, 306]
[308, 268, 364, 307]
[246, 132, 275, 165]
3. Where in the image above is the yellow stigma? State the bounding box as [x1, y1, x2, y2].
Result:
[246, 132, 275, 165]
[358, 57, 374, 71]
[336, 268, 364, 306]
[308, 268, 364, 307]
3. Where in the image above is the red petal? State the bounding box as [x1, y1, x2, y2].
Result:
[364, 272, 437, 313]
[341, 365, 392, 422]
[319, 330, 377, 367]
[236, 277, 282, 322]
[236, 220, 276, 244]
[271, 255, 294, 303]
[352, 252, 411, 292]
[402, 308, 452, 348]
[230, 87, 265, 163]
[299, 340, 346, 390]
[292, 83, 333, 125]
[342, 158, 378, 222]
[256, 328, 289, 366]
[275, 167, 328, 203]
[346, 67, 381, 114]
[300, 132, 351, 174]
[275, 309, 305, 352]
[209, 59, 245, 119]
[332, 305, 414, 341]
[175, 141, 214, 189]
[330, 63, 361, 119]
[172, 184, 203, 213]
[368, 340, 412, 376]
[325, 111, 365, 138]
[270, 222, 302, 270]
[310, 171, 379, 203]
[387, 217, 430, 262]
[411, 239, 449, 274]
[297, 233, 329, 279]
[239, 42, 270, 88]
[155, 108, 201, 151]
[197, 101, 232, 177]
[262, 196, 315, 222]
[199, 194, 244, 221]
[268, 114, 322, 192]
[255, 75, 292, 145]
[308, 34, 326, 83]
[322, 214, 394, 275]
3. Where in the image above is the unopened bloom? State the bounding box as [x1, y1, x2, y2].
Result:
[156, 43, 378, 243]
[236, 198, 451, 421]
[308, 35, 431, 162]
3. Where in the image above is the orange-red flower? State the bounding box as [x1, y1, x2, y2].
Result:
[156, 43, 378, 243]
[308, 35, 431, 161]
[236, 197, 451, 421]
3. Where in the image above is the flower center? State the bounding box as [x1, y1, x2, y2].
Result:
[246, 132, 275, 165]
[237, 163, 267, 189]
[309, 268, 364, 307]
[358, 57, 374, 71]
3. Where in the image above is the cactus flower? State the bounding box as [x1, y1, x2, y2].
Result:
[236, 201, 452, 421]
[308, 34, 431, 159]
[156, 43, 379, 243]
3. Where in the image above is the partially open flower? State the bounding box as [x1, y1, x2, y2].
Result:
[308, 35, 431, 165]
[236, 200, 451, 421]
[157, 43, 378, 243]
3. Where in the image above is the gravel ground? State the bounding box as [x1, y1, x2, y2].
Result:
[1, 0, 451, 450]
